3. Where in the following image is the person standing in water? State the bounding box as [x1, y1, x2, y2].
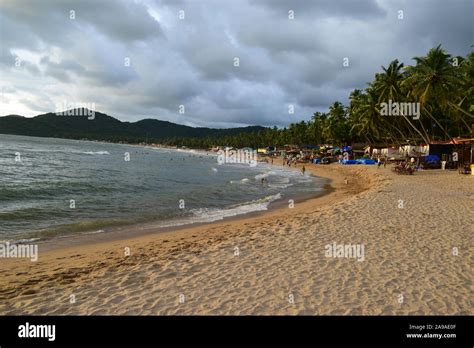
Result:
[302, 165, 306, 175]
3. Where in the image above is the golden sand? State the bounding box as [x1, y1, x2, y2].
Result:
[0, 164, 471, 315]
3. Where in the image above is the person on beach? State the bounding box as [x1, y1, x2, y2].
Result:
[302, 165, 306, 176]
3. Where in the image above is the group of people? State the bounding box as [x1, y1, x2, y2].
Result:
[393, 160, 416, 174]
[282, 156, 298, 167]
[378, 155, 424, 172]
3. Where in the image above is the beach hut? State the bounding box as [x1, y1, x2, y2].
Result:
[364, 144, 388, 156]
[283, 144, 299, 152]
[377, 147, 403, 159]
[451, 138, 473, 173]
[454, 138, 473, 164]
[427, 142, 455, 158]
[399, 145, 429, 157]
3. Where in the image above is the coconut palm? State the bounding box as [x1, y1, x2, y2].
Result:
[374, 59, 405, 101]
[403, 45, 472, 140]
[372, 59, 431, 143]
[348, 87, 384, 144]
[325, 101, 349, 143]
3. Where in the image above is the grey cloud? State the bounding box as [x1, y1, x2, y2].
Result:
[39, 53, 138, 87]
[0, 0, 472, 128]
[250, 0, 386, 19]
[19, 96, 55, 113]
[2, 86, 16, 94]
[0, 0, 162, 46]
[0, 49, 16, 67]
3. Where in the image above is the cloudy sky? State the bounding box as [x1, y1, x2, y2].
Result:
[0, 0, 472, 128]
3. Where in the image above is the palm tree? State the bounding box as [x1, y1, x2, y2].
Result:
[455, 52, 474, 130]
[403, 45, 472, 141]
[374, 59, 405, 101]
[349, 88, 383, 144]
[326, 101, 349, 143]
[310, 112, 326, 144]
[374, 59, 431, 143]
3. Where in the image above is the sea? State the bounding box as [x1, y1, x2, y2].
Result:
[0, 134, 325, 243]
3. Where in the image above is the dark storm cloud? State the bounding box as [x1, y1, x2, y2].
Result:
[393, 0, 473, 56]
[0, 0, 471, 127]
[250, 0, 386, 19]
[0, 0, 162, 46]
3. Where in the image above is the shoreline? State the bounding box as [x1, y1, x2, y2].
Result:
[2, 142, 321, 249]
[1, 164, 471, 315]
[0, 164, 376, 280]
[12, 163, 349, 253]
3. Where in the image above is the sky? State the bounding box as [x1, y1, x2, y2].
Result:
[0, 0, 472, 128]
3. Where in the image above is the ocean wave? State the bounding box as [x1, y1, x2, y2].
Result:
[145, 193, 282, 230]
[19, 219, 131, 242]
[147, 147, 171, 153]
[0, 237, 41, 244]
[190, 193, 281, 221]
[80, 229, 105, 235]
[254, 172, 270, 181]
[82, 151, 110, 155]
[230, 178, 250, 184]
[176, 148, 200, 156]
[268, 183, 293, 189]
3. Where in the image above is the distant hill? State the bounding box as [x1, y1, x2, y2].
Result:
[0, 109, 266, 143]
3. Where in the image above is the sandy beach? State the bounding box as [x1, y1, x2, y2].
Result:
[0, 164, 471, 315]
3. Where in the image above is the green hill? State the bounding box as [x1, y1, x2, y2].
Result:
[0, 109, 265, 144]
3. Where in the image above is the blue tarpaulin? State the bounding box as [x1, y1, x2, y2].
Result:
[341, 159, 376, 165]
[423, 155, 440, 162]
[356, 159, 376, 165]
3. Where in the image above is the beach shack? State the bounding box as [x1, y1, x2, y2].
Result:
[364, 144, 388, 157]
[399, 145, 429, 157]
[451, 138, 473, 173]
[427, 142, 455, 159]
[372, 147, 403, 159]
[300, 145, 319, 160]
[283, 144, 299, 152]
[454, 138, 474, 164]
